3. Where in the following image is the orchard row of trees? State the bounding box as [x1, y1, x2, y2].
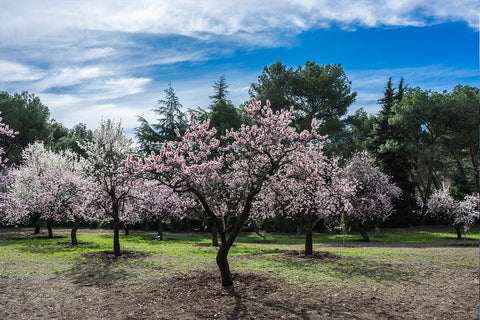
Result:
[0, 100, 405, 287]
[0, 60, 478, 287]
[134, 62, 479, 227]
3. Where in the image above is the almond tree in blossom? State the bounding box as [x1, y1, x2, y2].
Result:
[0, 111, 18, 168]
[3, 142, 64, 235]
[427, 186, 479, 239]
[81, 119, 137, 256]
[0, 170, 15, 222]
[254, 143, 351, 255]
[126, 98, 323, 286]
[3, 142, 97, 243]
[342, 152, 401, 241]
[0, 113, 18, 220]
[131, 180, 194, 240]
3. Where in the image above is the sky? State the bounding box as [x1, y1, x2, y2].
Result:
[0, 0, 478, 136]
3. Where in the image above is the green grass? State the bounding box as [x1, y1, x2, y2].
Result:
[0, 225, 477, 283]
[1, 226, 478, 319]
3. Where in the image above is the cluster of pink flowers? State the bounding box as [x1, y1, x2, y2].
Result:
[3, 143, 97, 228]
[0, 112, 18, 167]
[427, 186, 479, 235]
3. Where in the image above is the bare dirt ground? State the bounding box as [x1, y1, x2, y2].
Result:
[0, 229, 478, 319]
[1, 251, 478, 320]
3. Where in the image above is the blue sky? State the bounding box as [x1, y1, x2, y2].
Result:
[0, 1, 478, 135]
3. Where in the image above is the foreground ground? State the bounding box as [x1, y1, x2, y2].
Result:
[0, 226, 478, 319]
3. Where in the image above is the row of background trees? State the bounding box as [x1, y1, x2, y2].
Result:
[0, 60, 478, 287]
[133, 61, 479, 228]
[0, 60, 478, 232]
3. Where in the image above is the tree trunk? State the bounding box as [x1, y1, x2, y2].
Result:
[124, 225, 130, 236]
[157, 221, 163, 240]
[71, 219, 80, 245]
[112, 202, 121, 257]
[33, 214, 41, 234]
[469, 142, 479, 192]
[455, 226, 462, 240]
[305, 228, 313, 256]
[34, 223, 41, 235]
[46, 219, 53, 238]
[216, 243, 233, 287]
[211, 224, 219, 247]
[359, 225, 370, 242]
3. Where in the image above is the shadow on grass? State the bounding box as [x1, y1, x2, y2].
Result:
[249, 248, 415, 283]
[65, 251, 151, 287]
[8, 241, 102, 254]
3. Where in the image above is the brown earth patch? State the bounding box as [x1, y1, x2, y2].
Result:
[284, 250, 340, 259]
[193, 243, 237, 247]
[81, 250, 151, 260]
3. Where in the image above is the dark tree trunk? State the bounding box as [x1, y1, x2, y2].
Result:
[211, 224, 219, 247]
[34, 224, 41, 235]
[359, 225, 370, 242]
[71, 219, 80, 245]
[124, 225, 130, 236]
[420, 202, 429, 226]
[33, 214, 41, 234]
[157, 221, 163, 240]
[455, 226, 462, 240]
[216, 244, 233, 287]
[46, 219, 53, 238]
[469, 142, 479, 192]
[305, 228, 313, 256]
[112, 201, 121, 256]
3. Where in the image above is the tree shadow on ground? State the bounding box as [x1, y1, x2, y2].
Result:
[65, 250, 151, 287]
[245, 249, 415, 283]
[154, 271, 315, 320]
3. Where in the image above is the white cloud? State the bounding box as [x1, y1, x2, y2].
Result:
[35, 67, 111, 91]
[0, 60, 45, 82]
[1, 1, 477, 45]
[88, 77, 152, 100]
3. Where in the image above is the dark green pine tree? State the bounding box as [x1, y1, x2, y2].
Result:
[208, 76, 242, 139]
[135, 84, 188, 154]
[368, 77, 417, 226]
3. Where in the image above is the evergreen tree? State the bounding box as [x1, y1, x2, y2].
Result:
[208, 76, 242, 139]
[0, 91, 52, 164]
[368, 78, 417, 226]
[135, 84, 188, 154]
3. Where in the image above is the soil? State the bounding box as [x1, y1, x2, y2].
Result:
[1, 231, 478, 320]
[81, 250, 152, 260]
[283, 250, 340, 259]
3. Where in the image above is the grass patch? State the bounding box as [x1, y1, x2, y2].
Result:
[0, 226, 478, 319]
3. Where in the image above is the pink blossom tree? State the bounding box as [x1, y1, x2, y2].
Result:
[0, 112, 18, 221]
[3, 142, 97, 243]
[81, 119, 137, 256]
[126, 98, 323, 286]
[0, 111, 18, 168]
[342, 152, 401, 241]
[131, 180, 194, 240]
[253, 143, 350, 255]
[427, 187, 479, 239]
[3, 142, 63, 235]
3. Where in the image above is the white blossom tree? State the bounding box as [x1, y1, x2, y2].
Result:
[427, 186, 479, 239]
[81, 119, 137, 256]
[342, 152, 401, 241]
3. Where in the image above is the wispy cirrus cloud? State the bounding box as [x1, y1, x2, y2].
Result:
[0, 60, 46, 82]
[1, 1, 477, 41]
[0, 1, 477, 135]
